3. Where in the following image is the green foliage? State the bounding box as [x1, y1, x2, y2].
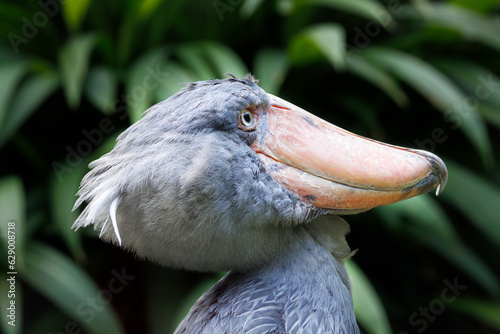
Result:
[1, 0, 499, 333]
[441, 160, 500, 250]
[289, 23, 347, 69]
[23, 242, 123, 334]
[363, 47, 493, 166]
[347, 260, 392, 334]
[451, 298, 500, 331]
[59, 33, 97, 109]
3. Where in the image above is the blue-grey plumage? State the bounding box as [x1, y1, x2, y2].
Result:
[73, 74, 447, 333]
[175, 217, 358, 334]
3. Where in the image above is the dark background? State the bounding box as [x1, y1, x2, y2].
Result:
[1, 0, 499, 333]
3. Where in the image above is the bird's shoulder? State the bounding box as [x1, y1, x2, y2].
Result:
[175, 271, 285, 333]
[174, 268, 359, 334]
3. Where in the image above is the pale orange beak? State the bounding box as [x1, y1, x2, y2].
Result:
[251, 94, 448, 215]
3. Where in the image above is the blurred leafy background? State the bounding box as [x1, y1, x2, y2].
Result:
[0, 0, 500, 333]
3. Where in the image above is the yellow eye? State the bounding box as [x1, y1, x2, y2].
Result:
[238, 109, 256, 131]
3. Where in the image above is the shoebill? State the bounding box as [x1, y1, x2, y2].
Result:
[73, 75, 447, 333]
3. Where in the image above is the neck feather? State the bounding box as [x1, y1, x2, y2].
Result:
[176, 219, 360, 333]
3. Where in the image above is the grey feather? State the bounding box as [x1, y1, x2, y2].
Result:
[109, 195, 122, 245]
[175, 218, 358, 334]
[73, 76, 360, 333]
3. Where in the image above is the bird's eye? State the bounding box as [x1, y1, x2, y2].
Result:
[238, 109, 256, 131]
[241, 111, 253, 126]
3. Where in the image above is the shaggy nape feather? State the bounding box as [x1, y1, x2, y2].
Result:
[109, 195, 122, 245]
[72, 76, 364, 333]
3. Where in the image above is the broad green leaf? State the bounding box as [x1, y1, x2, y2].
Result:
[306, 23, 346, 70]
[253, 49, 289, 94]
[201, 42, 248, 78]
[59, 34, 97, 109]
[403, 3, 500, 52]
[450, 299, 500, 330]
[126, 48, 168, 122]
[23, 243, 124, 334]
[277, 0, 295, 15]
[50, 165, 86, 262]
[137, 0, 164, 19]
[0, 272, 22, 334]
[85, 66, 117, 115]
[302, 0, 395, 29]
[62, 0, 92, 31]
[346, 260, 392, 334]
[155, 62, 195, 100]
[290, 23, 346, 70]
[441, 159, 500, 251]
[433, 59, 500, 132]
[378, 195, 500, 296]
[409, 226, 499, 296]
[347, 54, 408, 108]
[0, 46, 21, 63]
[0, 61, 28, 128]
[450, 0, 499, 13]
[241, 0, 266, 18]
[0, 72, 59, 148]
[177, 44, 217, 80]
[0, 176, 26, 271]
[363, 47, 493, 167]
[478, 104, 500, 130]
[377, 195, 458, 247]
[0, 3, 25, 25]
[433, 59, 500, 108]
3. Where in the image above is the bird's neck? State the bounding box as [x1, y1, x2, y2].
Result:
[250, 227, 359, 332]
[177, 224, 360, 333]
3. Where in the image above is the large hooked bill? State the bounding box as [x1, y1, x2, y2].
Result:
[251, 94, 448, 215]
